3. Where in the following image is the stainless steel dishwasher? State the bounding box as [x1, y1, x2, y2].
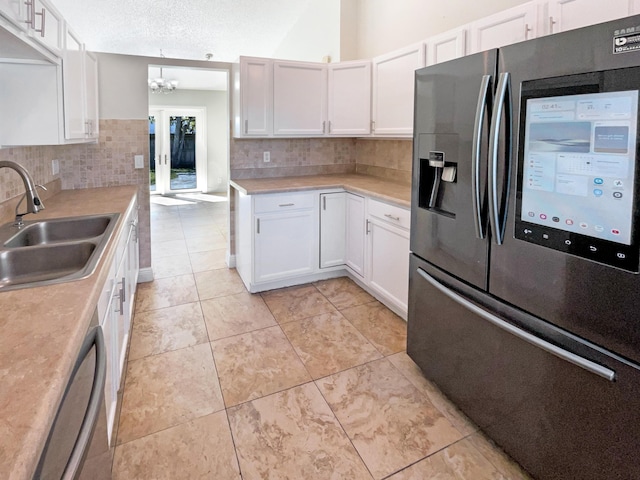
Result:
[33, 310, 110, 480]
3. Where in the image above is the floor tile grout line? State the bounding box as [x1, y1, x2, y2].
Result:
[310, 377, 376, 479]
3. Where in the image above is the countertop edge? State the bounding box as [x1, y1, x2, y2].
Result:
[229, 174, 411, 209]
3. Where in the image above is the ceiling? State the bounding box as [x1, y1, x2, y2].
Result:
[52, 0, 314, 62]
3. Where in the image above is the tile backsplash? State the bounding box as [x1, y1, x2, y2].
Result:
[355, 139, 412, 185]
[0, 119, 151, 269]
[230, 137, 412, 183]
[230, 137, 357, 179]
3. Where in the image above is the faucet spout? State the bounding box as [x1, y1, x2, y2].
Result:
[0, 161, 45, 224]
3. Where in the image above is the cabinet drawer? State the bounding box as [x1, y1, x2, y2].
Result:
[254, 191, 316, 213]
[368, 198, 410, 230]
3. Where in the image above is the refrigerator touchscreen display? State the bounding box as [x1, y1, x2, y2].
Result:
[516, 82, 640, 272]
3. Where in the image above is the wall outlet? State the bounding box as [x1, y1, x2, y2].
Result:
[134, 155, 144, 169]
[263, 151, 271, 163]
[51, 159, 59, 176]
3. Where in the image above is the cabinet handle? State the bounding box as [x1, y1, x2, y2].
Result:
[164, 154, 168, 165]
[328, 120, 332, 133]
[549, 16, 556, 34]
[322, 196, 326, 211]
[34, 7, 45, 37]
[384, 213, 400, 221]
[244, 119, 248, 134]
[278, 203, 295, 207]
[322, 121, 326, 134]
[24, 0, 34, 26]
[366, 219, 370, 235]
[371, 120, 375, 132]
[256, 218, 260, 234]
[524, 23, 531, 40]
[121, 277, 126, 304]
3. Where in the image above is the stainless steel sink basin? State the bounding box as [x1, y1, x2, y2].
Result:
[0, 213, 120, 291]
[0, 243, 96, 288]
[3, 214, 115, 247]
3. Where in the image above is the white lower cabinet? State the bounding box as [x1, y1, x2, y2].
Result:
[235, 187, 409, 317]
[345, 193, 366, 277]
[255, 209, 317, 282]
[367, 216, 410, 316]
[237, 190, 319, 291]
[97, 198, 139, 445]
[320, 192, 346, 269]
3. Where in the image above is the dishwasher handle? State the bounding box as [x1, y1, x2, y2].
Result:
[62, 325, 107, 480]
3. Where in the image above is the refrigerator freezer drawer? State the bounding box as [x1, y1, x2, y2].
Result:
[407, 255, 640, 480]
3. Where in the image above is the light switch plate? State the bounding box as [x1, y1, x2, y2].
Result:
[134, 155, 144, 169]
[263, 151, 270, 163]
[51, 159, 59, 176]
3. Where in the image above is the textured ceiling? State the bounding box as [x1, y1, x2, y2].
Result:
[52, 0, 314, 62]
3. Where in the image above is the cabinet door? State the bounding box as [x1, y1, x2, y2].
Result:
[372, 43, 425, 136]
[101, 304, 117, 445]
[30, 0, 63, 55]
[426, 28, 466, 66]
[239, 57, 273, 136]
[320, 192, 346, 268]
[0, 62, 62, 146]
[548, 0, 635, 34]
[327, 61, 371, 136]
[367, 218, 410, 314]
[254, 209, 317, 282]
[468, 2, 539, 53]
[273, 61, 327, 136]
[0, 0, 26, 30]
[84, 51, 99, 139]
[63, 28, 86, 140]
[345, 193, 365, 277]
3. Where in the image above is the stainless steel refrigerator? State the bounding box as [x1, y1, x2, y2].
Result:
[408, 15, 640, 480]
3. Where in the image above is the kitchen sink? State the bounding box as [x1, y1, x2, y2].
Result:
[0, 242, 96, 288]
[0, 213, 120, 291]
[3, 214, 116, 247]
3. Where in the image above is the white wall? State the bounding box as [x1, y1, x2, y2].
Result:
[271, 0, 341, 62]
[149, 89, 229, 193]
[97, 53, 149, 119]
[349, 0, 533, 59]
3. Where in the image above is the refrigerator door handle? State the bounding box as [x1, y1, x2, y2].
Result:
[416, 268, 616, 382]
[487, 72, 512, 245]
[472, 74, 492, 239]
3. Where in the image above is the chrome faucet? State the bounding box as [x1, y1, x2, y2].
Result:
[0, 161, 45, 226]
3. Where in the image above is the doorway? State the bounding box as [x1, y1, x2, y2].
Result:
[149, 107, 207, 195]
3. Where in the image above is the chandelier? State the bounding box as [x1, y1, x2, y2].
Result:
[148, 51, 178, 94]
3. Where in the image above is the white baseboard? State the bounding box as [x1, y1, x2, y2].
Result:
[137, 267, 154, 283]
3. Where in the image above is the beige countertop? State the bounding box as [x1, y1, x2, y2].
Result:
[0, 185, 138, 480]
[230, 173, 411, 208]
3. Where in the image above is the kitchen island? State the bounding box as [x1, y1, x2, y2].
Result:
[0, 186, 138, 480]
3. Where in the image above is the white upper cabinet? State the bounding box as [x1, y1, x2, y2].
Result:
[235, 57, 273, 137]
[372, 42, 425, 137]
[425, 28, 467, 66]
[327, 60, 371, 136]
[0, 0, 27, 31]
[273, 60, 327, 136]
[468, 2, 541, 53]
[29, 0, 63, 55]
[547, 0, 638, 35]
[63, 27, 98, 140]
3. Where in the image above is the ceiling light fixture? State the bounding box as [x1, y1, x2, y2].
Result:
[148, 50, 178, 94]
